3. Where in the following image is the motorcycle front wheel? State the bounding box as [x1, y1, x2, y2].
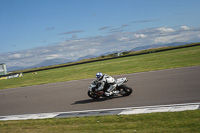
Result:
[87, 90, 101, 99]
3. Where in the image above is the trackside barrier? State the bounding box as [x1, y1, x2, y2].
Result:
[0, 73, 23, 80]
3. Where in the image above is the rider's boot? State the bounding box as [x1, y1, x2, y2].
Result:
[105, 91, 113, 96]
[112, 90, 119, 95]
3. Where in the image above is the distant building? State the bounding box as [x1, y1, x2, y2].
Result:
[0, 63, 7, 76]
[115, 52, 123, 57]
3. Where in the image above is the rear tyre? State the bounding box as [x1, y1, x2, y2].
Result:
[87, 90, 100, 99]
[118, 84, 132, 96]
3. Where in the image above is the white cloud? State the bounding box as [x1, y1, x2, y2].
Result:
[154, 34, 181, 43]
[42, 49, 50, 53]
[99, 26, 110, 30]
[88, 48, 99, 54]
[117, 36, 129, 41]
[157, 27, 175, 33]
[181, 26, 190, 30]
[1, 25, 200, 70]
[45, 54, 61, 60]
[59, 30, 84, 35]
[8, 54, 22, 58]
[133, 34, 147, 38]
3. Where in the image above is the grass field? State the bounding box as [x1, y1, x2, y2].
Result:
[0, 45, 200, 132]
[0, 110, 200, 133]
[0, 45, 200, 89]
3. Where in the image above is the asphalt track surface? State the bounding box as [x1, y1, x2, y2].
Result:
[0, 66, 200, 116]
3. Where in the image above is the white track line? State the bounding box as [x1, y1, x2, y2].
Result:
[119, 104, 199, 115]
[0, 102, 199, 121]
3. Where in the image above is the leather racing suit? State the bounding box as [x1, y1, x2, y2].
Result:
[97, 74, 117, 95]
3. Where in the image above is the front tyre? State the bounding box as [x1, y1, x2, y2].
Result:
[118, 84, 132, 96]
[87, 90, 100, 99]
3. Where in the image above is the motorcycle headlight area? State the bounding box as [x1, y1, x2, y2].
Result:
[90, 84, 96, 88]
[89, 84, 96, 91]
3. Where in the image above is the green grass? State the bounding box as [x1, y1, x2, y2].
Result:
[0, 110, 200, 133]
[1, 45, 200, 89]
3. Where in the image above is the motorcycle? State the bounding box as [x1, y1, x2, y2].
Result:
[88, 77, 132, 99]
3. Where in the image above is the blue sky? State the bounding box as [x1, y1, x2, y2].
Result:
[0, 0, 200, 70]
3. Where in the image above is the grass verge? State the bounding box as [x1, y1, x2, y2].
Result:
[0, 110, 200, 133]
[0, 45, 200, 89]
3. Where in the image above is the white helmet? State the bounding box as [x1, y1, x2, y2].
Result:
[96, 72, 103, 80]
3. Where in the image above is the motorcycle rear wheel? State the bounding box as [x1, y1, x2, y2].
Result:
[117, 84, 132, 96]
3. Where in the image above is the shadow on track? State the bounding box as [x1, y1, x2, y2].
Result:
[71, 96, 124, 105]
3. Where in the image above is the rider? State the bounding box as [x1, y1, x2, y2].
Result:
[96, 72, 117, 96]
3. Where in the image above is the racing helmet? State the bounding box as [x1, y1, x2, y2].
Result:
[96, 72, 103, 80]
